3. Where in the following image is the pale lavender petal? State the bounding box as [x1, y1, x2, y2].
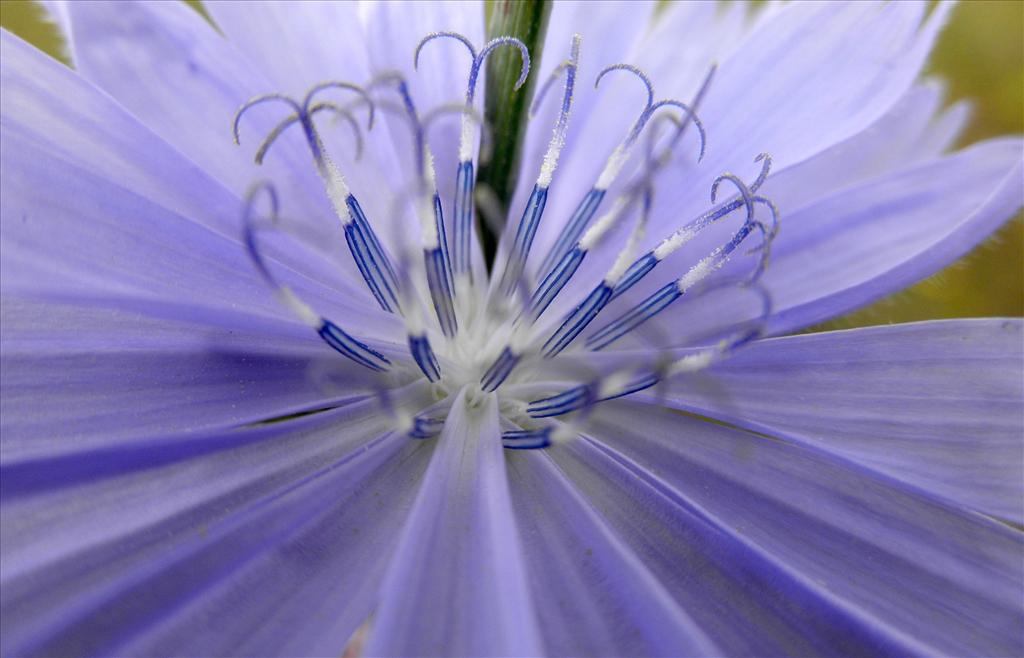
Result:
[763, 138, 1023, 334]
[578, 400, 1024, 657]
[366, 390, 543, 657]
[762, 81, 970, 207]
[651, 1, 952, 231]
[699, 1, 947, 173]
[0, 30, 389, 316]
[657, 319, 1024, 523]
[47, 1, 332, 222]
[609, 137, 1022, 343]
[546, 438, 920, 656]
[0, 29, 239, 238]
[505, 448, 719, 656]
[0, 297, 389, 459]
[204, 0, 372, 99]
[2, 401, 432, 657]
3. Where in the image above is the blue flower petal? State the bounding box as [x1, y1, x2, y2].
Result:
[506, 447, 719, 656]
[572, 394, 1024, 656]
[366, 389, 544, 656]
[1, 402, 433, 657]
[663, 319, 1024, 523]
[43, 1, 337, 226]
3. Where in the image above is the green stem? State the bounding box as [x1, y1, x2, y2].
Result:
[477, 0, 552, 270]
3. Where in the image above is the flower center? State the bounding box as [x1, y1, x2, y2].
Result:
[232, 31, 778, 449]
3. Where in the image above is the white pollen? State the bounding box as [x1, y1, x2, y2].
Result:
[653, 226, 696, 261]
[537, 128, 565, 188]
[666, 350, 715, 376]
[548, 422, 576, 445]
[404, 300, 426, 335]
[676, 253, 719, 293]
[605, 212, 646, 284]
[459, 114, 475, 163]
[597, 371, 633, 399]
[321, 157, 353, 224]
[595, 145, 629, 191]
[393, 411, 415, 435]
[580, 196, 628, 251]
[419, 148, 440, 250]
[509, 324, 534, 353]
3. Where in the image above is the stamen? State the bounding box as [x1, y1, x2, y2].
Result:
[539, 188, 606, 280]
[301, 81, 377, 128]
[609, 153, 773, 303]
[373, 74, 460, 336]
[538, 65, 712, 280]
[415, 32, 530, 282]
[453, 159, 476, 278]
[588, 173, 761, 351]
[501, 418, 577, 449]
[541, 187, 652, 358]
[528, 243, 587, 320]
[526, 188, 644, 324]
[232, 94, 303, 146]
[414, 32, 478, 70]
[501, 428, 552, 449]
[594, 64, 655, 112]
[241, 182, 390, 372]
[529, 285, 771, 419]
[480, 346, 522, 393]
[537, 62, 658, 278]
[426, 237, 458, 337]
[587, 188, 774, 353]
[645, 100, 707, 162]
[497, 35, 581, 297]
[408, 334, 441, 382]
[421, 148, 458, 337]
[498, 184, 548, 293]
[392, 249, 445, 382]
[377, 383, 447, 439]
[408, 416, 446, 439]
[525, 383, 594, 419]
[234, 85, 401, 314]
[254, 101, 367, 166]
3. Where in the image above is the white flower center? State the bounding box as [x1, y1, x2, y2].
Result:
[232, 31, 778, 449]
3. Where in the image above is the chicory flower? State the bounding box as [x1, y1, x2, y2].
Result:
[1, 1, 1022, 656]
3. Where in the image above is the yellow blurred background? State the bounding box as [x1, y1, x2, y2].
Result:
[2, 0, 1021, 327]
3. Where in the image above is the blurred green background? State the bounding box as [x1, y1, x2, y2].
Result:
[2, 0, 1021, 327]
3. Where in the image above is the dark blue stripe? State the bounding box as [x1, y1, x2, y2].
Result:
[539, 187, 604, 279]
[408, 417, 445, 439]
[408, 334, 441, 382]
[318, 320, 390, 371]
[502, 428, 552, 449]
[453, 160, 475, 276]
[433, 193, 453, 289]
[529, 245, 585, 321]
[425, 247, 457, 337]
[587, 281, 681, 351]
[609, 251, 658, 301]
[344, 224, 393, 312]
[347, 194, 399, 293]
[500, 184, 549, 295]
[542, 283, 613, 358]
[480, 346, 520, 392]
